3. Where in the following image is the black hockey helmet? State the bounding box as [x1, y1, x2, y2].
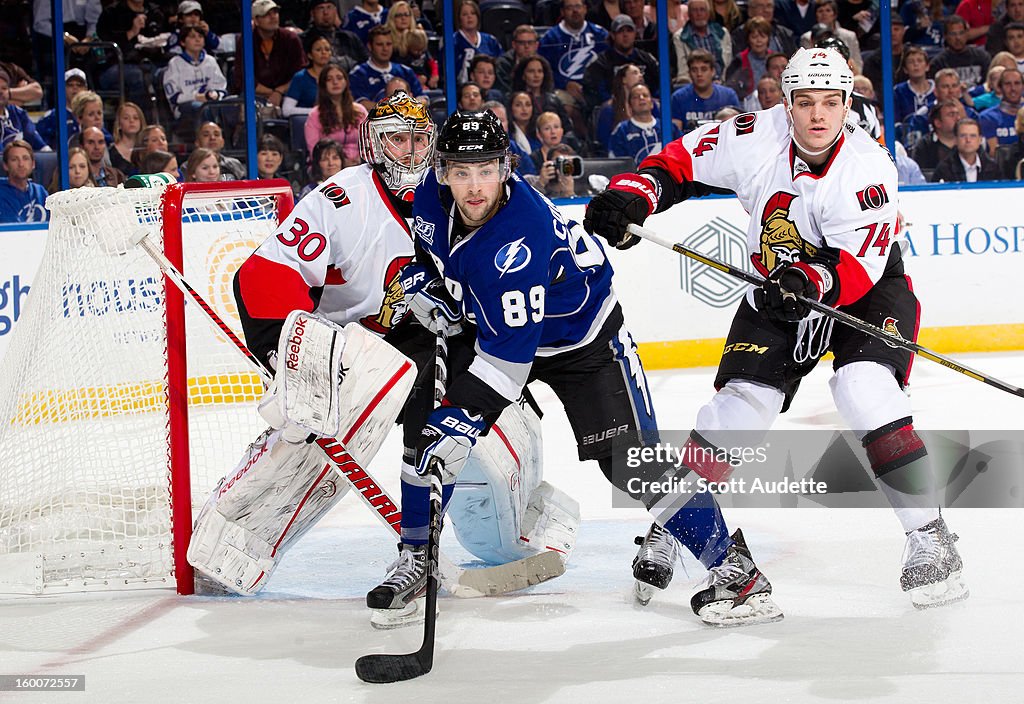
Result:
[815, 34, 851, 62]
[434, 110, 513, 184]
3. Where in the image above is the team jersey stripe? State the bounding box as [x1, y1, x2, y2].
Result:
[834, 249, 874, 306]
[371, 169, 411, 236]
[640, 137, 694, 183]
[237, 254, 315, 318]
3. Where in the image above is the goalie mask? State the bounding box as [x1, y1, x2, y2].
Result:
[434, 110, 514, 185]
[358, 91, 436, 200]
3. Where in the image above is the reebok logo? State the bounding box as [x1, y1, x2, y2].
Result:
[286, 316, 308, 371]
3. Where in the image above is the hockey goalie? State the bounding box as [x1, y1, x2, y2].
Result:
[185, 93, 579, 609]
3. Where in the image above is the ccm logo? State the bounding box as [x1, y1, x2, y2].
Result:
[285, 316, 307, 371]
[440, 416, 481, 437]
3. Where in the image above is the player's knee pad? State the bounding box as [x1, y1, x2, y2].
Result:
[829, 361, 911, 439]
[695, 379, 783, 451]
[446, 398, 579, 564]
[187, 428, 349, 595]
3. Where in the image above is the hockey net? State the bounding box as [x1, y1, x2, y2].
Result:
[0, 180, 293, 595]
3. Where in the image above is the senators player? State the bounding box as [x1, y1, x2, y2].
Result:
[586, 48, 968, 613]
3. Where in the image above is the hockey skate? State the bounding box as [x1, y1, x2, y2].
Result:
[690, 529, 783, 627]
[367, 543, 432, 630]
[901, 516, 969, 609]
[632, 522, 678, 606]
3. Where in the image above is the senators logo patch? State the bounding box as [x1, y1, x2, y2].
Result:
[856, 184, 889, 211]
[361, 255, 414, 333]
[751, 192, 818, 277]
[881, 316, 905, 349]
[321, 184, 351, 208]
[734, 113, 757, 135]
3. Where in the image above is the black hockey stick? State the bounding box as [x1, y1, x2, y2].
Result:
[627, 223, 1024, 399]
[355, 319, 449, 683]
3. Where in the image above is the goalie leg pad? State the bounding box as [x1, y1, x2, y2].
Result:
[447, 398, 579, 564]
[187, 428, 350, 594]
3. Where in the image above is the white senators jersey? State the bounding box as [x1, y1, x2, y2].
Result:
[642, 105, 900, 308]
[235, 164, 415, 367]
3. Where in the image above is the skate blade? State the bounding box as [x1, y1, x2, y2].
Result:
[634, 580, 656, 606]
[910, 571, 970, 610]
[697, 593, 784, 627]
[369, 597, 436, 630]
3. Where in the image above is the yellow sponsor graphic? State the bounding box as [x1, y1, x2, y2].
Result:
[723, 342, 769, 355]
[637, 324, 1024, 370]
[11, 372, 264, 425]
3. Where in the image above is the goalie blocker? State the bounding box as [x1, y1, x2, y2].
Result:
[189, 313, 579, 594]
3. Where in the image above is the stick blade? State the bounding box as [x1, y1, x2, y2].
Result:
[355, 652, 431, 683]
[451, 549, 566, 598]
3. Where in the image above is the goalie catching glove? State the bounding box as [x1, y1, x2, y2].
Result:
[583, 173, 660, 250]
[754, 260, 836, 323]
[399, 263, 463, 335]
[416, 405, 486, 482]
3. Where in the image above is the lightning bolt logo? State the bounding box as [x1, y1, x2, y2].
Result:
[494, 237, 532, 277]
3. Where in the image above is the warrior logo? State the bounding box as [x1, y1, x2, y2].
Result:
[881, 316, 905, 349]
[361, 255, 414, 333]
[751, 192, 817, 277]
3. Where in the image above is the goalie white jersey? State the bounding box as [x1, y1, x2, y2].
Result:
[235, 164, 416, 368]
[642, 105, 900, 307]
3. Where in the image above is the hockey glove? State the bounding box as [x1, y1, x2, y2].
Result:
[582, 173, 660, 250]
[754, 262, 833, 323]
[399, 263, 463, 335]
[416, 406, 486, 482]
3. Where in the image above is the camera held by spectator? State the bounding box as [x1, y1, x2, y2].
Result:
[552, 154, 583, 177]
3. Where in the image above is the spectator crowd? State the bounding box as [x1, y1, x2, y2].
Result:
[3, 0, 1024, 223]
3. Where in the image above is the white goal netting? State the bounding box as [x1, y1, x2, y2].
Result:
[0, 182, 288, 594]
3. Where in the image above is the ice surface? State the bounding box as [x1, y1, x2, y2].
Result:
[2, 353, 1022, 703]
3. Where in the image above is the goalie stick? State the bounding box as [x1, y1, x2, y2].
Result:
[626, 223, 1024, 399]
[354, 318, 449, 684]
[129, 231, 565, 597]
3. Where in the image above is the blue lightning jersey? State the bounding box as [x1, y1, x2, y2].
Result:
[412, 170, 617, 404]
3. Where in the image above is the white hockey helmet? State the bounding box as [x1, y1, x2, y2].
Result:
[780, 47, 854, 106]
[358, 91, 436, 199]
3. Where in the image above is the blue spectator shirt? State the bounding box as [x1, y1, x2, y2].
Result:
[0, 105, 47, 151]
[538, 22, 609, 90]
[609, 117, 682, 166]
[979, 105, 1019, 147]
[893, 80, 935, 124]
[452, 30, 504, 84]
[345, 5, 387, 43]
[36, 108, 79, 150]
[670, 84, 741, 131]
[349, 61, 424, 101]
[286, 68, 320, 109]
[0, 178, 49, 223]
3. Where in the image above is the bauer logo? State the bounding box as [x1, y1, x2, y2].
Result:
[494, 238, 532, 277]
[60, 276, 163, 319]
[0, 275, 31, 336]
[679, 217, 749, 307]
